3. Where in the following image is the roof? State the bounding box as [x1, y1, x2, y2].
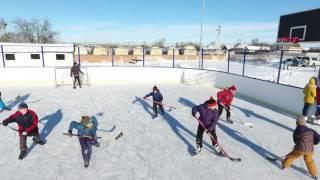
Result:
[0, 43, 74, 53]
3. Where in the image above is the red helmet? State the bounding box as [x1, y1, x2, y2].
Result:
[228, 85, 237, 91]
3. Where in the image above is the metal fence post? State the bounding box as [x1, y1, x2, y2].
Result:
[143, 47, 145, 67]
[77, 46, 81, 66]
[1, 45, 5, 68]
[41, 46, 45, 67]
[242, 49, 247, 76]
[112, 48, 114, 67]
[277, 50, 284, 84]
[173, 48, 175, 68]
[227, 49, 230, 73]
[201, 48, 204, 69]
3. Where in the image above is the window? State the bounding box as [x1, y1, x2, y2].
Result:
[31, 54, 40, 60]
[290, 25, 307, 41]
[5, 54, 15, 60]
[56, 54, 65, 60]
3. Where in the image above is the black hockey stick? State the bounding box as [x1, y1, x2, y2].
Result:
[194, 117, 241, 162]
[0, 123, 19, 132]
[63, 133, 101, 139]
[265, 155, 286, 161]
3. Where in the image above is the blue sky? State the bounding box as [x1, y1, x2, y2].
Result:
[1, 0, 320, 44]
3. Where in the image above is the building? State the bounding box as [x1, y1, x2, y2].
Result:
[0, 43, 74, 67]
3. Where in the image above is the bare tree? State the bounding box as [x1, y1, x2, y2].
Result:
[13, 18, 58, 43]
[0, 18, 7, 34]
[0, 18, 11, 42]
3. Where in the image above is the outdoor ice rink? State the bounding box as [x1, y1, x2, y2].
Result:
[0, 83, 319, 180]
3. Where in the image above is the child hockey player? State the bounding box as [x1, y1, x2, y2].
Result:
[2, 103, 45, 160]
[192, 97, 220, 154]
[217, 85, 237, 124]
[70, 62, 84, 89]
[282, 115, 320, 180]
[67, 116, 100, 168]
[0, 91, 11, 112]
[144, 86, 164, 118]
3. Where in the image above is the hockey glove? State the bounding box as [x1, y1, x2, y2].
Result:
[2, 121, 8, 126]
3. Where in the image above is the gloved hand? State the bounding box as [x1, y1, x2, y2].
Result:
[22, 131, 27, 136]
[2, 121, 8, 126]
[67, 130, 72, 137]
[95, 142, 100, 147]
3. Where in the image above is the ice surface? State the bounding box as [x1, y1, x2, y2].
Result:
[0, 84, 319, 180]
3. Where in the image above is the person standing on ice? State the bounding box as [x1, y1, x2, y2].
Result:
[1, 103, 45, 160]
[67, 116, 100, 168]
[143, 85, 164, 118]
[217, 85, 237, 124]
[311, 80, 320, 125]
[282, 115, 320, 180]
[303, 77, 317, 120]
[192, 97, 220, 154]
[0, 91, 11, 112]
[70, 62, 84, 89]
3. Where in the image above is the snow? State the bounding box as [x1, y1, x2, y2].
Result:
[0, 83, 319, 180]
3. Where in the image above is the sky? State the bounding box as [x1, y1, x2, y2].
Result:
[1, 0, 320, 44]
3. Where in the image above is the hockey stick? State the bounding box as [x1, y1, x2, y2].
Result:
[219, 103, 254, 128]
[144, 98, 177, 110]
[0, 123, 19, 132]
[63, 133, 101, 139]
[97, 125, 116, 133]
[194, 117, 241, 162]
[63, 131, 123, 141]
[265, 155, 286, 161]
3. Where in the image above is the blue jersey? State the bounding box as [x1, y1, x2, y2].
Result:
[68, 121, 97, 137]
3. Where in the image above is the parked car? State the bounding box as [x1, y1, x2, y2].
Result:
[306, 57, 320, 66]
[282, 58, 293, 65]
[291, 58, 301, 66]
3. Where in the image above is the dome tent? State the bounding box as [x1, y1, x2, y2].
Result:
[93, 46, 108, 55]
[183, 45, 197, 55]
[150, 46, 162, 56]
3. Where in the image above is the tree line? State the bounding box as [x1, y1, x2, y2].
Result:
[0, 18, 58, 43]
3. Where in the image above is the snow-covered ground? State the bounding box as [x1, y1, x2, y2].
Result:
[0, 84, 319, 180]
[81, 59, 318, 88]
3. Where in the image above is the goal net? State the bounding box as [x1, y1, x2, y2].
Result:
[54, 66, 90, 88]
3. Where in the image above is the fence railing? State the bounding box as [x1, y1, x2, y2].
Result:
[1, 44, 319, 89]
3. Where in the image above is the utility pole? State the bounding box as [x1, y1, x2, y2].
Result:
[199, 0, 205, 69]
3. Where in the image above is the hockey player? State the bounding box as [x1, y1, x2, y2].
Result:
[282, 115, 320, 180]
[0, 91, 11, 111]
[70, 62, 84, 89]
[144, 86, 164, 118]
[217, 85, 237, 123]
[2, 103, 45, 160]
[67, 116, 100, 168]
[192, 97, 220, 154]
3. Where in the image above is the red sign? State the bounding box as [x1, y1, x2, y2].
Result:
[277, 37, 300, 43]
